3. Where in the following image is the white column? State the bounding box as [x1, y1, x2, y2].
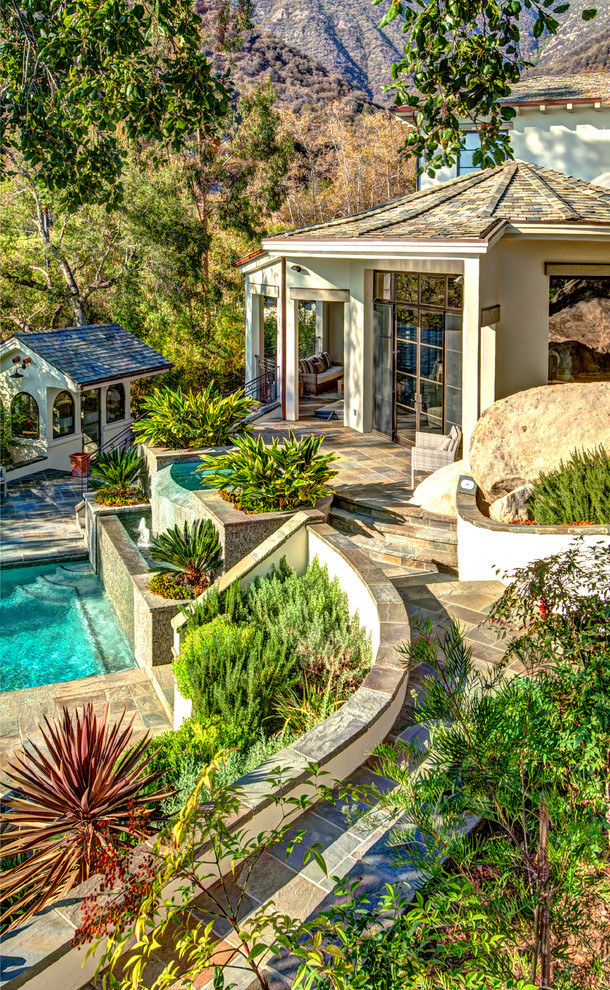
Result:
[315, 301, 325, 354]
[480, 324, 496, 414]
[345, 266, 372, 433]
[245, 280, 256, 382]
[285, 298, 299, 422]
[461, 257, 481, 468]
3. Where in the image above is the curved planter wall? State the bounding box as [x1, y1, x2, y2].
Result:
[4, 513, 411, 990]
[457, 477, 610, 582]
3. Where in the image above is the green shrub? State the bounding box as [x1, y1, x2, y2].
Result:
[197, 430, 338, 513]
[148, 572, 198, 600]
[91, 446, 144, 489]
[173, 614, 299, 733]
[530, 445, 610, 525]
[149, 518, 222, 590]
[133, 384, 256, 450]
[93, 485, 147, 507]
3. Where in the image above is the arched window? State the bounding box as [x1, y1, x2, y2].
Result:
[52, 391, 75, 439]
[106, 383, 125, 423]
[11, 392, 39, 439]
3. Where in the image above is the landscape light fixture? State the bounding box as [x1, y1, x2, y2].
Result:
[291, 265, 303, 273]
[10, 369, 24, 379]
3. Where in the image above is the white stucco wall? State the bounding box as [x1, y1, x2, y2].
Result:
[0, 336, 138, 477]
[419, 105, 610, 189]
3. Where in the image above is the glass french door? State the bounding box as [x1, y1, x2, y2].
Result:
[373, 272, 463, 445]
[81, 389, 101, 452]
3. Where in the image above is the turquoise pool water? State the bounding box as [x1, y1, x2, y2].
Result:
[169, 460, 213, 492]
[0, 562, 136, 691]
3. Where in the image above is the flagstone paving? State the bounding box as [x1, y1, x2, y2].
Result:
[1, 469, 86, 565]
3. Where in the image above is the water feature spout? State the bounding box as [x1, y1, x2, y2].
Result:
[136, 517, 151, 548]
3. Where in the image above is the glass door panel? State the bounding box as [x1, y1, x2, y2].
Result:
[445, 313, 463, 430]
[373, 303, 394, 437]
[81, 389, 101, 452]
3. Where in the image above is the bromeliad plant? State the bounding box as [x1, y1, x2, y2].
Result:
[0, 704, 171, 929]
[197, 430, 339, 513]
[132, 385, 256, 450]
[90, 447, 146, 506]
[149, 518, 223, 596]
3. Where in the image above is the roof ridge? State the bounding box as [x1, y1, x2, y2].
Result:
[519, 163, 581, 220]
[477, 162, 520, 216]
[355, 165, 504, 235]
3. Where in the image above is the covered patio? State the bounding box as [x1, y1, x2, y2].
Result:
[240, 161, 610, 464]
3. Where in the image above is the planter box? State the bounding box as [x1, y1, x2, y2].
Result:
[151, 461, 333, 571]
[456, 477, 610, 582]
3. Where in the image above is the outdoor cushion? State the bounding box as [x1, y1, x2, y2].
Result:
[299, 357, 317, 374]
[440, 436, 452, 451]
[311, 355, 326, 372]
[320, 351, 333, 370]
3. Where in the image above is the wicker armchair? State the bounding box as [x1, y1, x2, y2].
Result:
[410, 425, 462, 489]
[0, 466, 7, 499]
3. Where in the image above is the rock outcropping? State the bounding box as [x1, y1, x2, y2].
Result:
[469, 383, 610, 502]
[409, 459, 464, 518]
[489, 484, 535, 524]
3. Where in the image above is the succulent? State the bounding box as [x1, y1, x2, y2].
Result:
[149, 518, 223, 589]
[0, 704, 171, 928]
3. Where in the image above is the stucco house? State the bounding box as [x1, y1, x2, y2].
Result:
[393, 72, 610, 189]
[0, 323, 172, 479]
[239, 161, 610, 464]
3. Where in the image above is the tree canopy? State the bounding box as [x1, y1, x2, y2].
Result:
[0, 0, 231, 210]
[375, 0, 598, 175]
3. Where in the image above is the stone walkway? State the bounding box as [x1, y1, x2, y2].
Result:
[83, 575, 507, 990]
[0, 668, 172, 781]
[1, 470, 86, 565]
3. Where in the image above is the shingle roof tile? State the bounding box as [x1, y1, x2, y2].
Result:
[268, 161, 610, 242]
[13, 323, 172, 386]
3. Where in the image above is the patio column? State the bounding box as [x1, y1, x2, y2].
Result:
[284, 297, 299, 422]
[461, 258, 481, 468]
[245, 282, 264, 383]
[315, 302, 325, 354]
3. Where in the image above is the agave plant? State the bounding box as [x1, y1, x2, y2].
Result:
[91, 446, 144, 491]
[197, 430, 339, 513]
[150, 518, 223, 589]
[132, 385, 256, 450]
[0, 704, 171, 927]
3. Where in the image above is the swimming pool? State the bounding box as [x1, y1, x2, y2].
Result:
[0, 561, 136, 691]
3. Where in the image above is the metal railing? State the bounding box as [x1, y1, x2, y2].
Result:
[223, 365, 277, 403]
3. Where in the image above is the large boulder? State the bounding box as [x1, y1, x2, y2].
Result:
[489, 484, 535, 524]
[469, 383, 610, 501]
[409, 459, 464, 518]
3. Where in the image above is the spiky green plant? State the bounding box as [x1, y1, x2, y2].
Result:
[132, 385, 256, 450]
[0, 704, 171, 928]
[530, 444, 610, 525]
[91, 446, 144, 490]
[149, 518, 222, 589]
[197, 430, 338, 512]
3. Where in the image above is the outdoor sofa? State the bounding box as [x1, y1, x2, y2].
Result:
[298, 351, 344, 395]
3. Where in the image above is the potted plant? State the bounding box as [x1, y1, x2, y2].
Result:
[90, 447, 147, 506]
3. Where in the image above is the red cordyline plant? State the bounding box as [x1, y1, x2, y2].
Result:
[0, 703, 172, 929]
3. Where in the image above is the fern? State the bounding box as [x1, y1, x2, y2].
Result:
[530, 445, 610, 525]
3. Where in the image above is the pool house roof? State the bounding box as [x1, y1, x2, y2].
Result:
[5, 323, 172, 389]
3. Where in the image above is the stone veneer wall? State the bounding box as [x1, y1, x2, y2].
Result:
[84, 499, 190, 668]
[4, 513, 412, 990]
[456, 477, 610, 582]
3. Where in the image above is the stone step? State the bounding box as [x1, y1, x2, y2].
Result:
[330, 507, 457, 547]
[348, 534, 440, 572]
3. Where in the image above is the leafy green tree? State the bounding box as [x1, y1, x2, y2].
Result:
[0, 0, 230, 211]
[375, 1, 597, 176]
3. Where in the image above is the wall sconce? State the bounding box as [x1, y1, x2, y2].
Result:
[290, 265, 303, 273]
